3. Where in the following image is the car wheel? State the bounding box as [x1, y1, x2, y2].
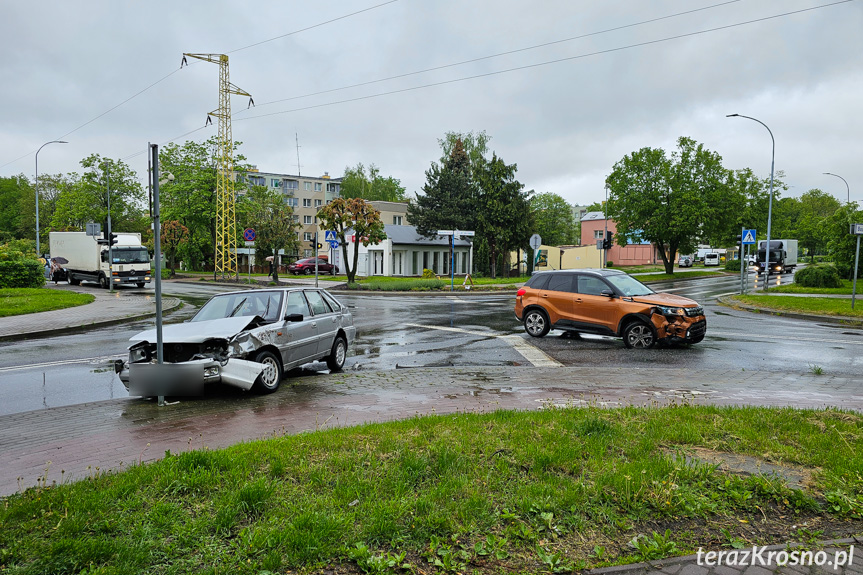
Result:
[98, 273, 109, 289]
[623, 321, 656, 349]
[69, 275, 81, 286]
[688, 334, 705, 344]
[329, 267, 336, 276]
[523, 309, 550, 338]
[326, 335, 347, 372]
[252, 350, 283, 394]
[136, 282, 145, 288]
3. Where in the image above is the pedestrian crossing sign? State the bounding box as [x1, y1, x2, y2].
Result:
[324, 230, 337, 242]
[742, 229, 756, 245]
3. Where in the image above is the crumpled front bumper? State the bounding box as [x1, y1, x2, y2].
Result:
[118, 357, 265, 396]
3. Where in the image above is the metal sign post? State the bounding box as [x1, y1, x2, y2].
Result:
[851, 224, 863, 310]
[741, 228, 756, 294]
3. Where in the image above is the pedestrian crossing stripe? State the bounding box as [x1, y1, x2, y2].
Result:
[742, 230, 756, 244]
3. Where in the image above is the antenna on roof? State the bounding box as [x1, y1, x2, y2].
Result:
[295, 133, 302, 176]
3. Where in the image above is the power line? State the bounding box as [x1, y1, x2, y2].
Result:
[239, 0, 742, 112]
[235, 0, 856, 124]
[0, 0, 400, 171]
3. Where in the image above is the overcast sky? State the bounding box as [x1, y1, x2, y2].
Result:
[2, 0, 861, 209]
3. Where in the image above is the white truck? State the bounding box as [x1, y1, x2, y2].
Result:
[49, 231, 152, 288]
[756, 239, 798, 275]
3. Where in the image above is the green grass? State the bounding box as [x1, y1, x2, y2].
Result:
[2, 405, 860, 574]
[0, 288, 95, 317]
[732, 294, 863, 318]
[635, 270, 725, 282]
[769, 279, 857, 295]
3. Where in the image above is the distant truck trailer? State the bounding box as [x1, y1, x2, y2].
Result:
[48, 231, 151, 288]
[756, 239, 798, 275]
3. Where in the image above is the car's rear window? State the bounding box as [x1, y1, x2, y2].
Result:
[526, 274, 549, 290]
[304, 290, 329, 315]
[546, 274, 574, 292]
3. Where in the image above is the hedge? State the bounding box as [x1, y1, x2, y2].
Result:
[793, 264, 843, 288]
[0, 260, 46, 288]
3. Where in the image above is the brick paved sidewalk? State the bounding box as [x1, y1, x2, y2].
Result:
[0, 284, 181, 341]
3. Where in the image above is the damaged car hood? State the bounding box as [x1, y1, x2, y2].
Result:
[129, 316, 257, 343]
[629, 293, 699, 307]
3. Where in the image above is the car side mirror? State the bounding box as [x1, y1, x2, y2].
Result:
[600, 289, 616, 298]
[284, 313, 304, 322]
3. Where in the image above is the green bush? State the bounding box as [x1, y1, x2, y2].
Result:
[421, 268, 436, 279]
[794, 264, 843, 288]
[725, 259, 741, 271]
[161, 268, 171, 280]
[606, 261, 613, 267]
[0, 260, 46, 288]
[361, 278, 446, 291]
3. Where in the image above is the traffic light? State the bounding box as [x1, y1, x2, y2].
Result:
[317, 243, 323, 249]
[603, 236, 612, 250]
[736, 234, 742, 246]
[309, 240, 316, 250]
[108, 233, 118, 246]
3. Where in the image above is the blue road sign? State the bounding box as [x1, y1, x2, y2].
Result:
[741, 229, 756, 245]
[328, 239, 340, 249]
[324, 230, 337, 242]
[243, 228, 256, 241]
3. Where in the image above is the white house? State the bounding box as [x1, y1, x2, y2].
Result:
[344, 225, 473, 277]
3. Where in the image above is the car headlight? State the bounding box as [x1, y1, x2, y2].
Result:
[204, 366, 220, 377]
[656, 305, 685, 317]
[130, 348, 149, 362]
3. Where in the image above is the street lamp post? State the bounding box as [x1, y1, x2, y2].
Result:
[823, 172, 850, 204]
[34, 140, 68, 256]
[727, 114, 775, 292]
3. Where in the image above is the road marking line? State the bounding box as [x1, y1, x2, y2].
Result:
[0, 356, 122, 373]
[405, 323, 562, 367]
[708, 331, 863, 346]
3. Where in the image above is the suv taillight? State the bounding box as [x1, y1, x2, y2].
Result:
[516, 288, 526, 297]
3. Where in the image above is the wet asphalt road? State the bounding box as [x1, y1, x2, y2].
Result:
[2, 271, 861, 416]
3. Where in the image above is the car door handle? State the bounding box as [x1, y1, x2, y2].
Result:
[542, 294, 548, 298]
[311, 322, 317, 328]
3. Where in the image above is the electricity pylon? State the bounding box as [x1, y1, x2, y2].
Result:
[182, 53, 253, 280]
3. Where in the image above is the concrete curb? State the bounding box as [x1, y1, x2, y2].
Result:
[587, 537, 863, 574]
[0, 297, 183, 343]
[717, 295, 863, 327]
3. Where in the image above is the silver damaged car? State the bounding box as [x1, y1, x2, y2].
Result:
[118, 288, 356, 396]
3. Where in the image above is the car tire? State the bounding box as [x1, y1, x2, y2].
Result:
[623, 321, 656, 349]
[252, 350, 283, 394]
[136, 282, 145, 288]
[99, 273, 109, 289]
[326, 335, 347, 372]
[523, 309, 550, 338]
[329, 267, 336, 276]
[69, 275, 81, 286]
[688, 334, 705, 344]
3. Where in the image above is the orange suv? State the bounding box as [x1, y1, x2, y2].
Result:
[514, 269, 706, 348]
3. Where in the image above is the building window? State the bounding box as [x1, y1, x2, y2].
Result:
[303, 232, 313, 241]
[393, 215, 403, 225]
[303, 216, 313, 224]
[292, 215, 299, 222]
[286, 197, 298, 207]
[594, 230, 605, 239]
[249, 176, 265, 187]
[314, 199, 322, 207]
[302, 198, 312, 207]
[327, 183, 340, 193]
[285, 180, 299, 189]
[304, 182, 311, 191]
[303, 249, 312, 258]
[314, 182, 322, 191]
[271, 178, 281, 188]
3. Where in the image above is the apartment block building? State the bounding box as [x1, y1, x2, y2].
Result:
[237, 168, 342, 259]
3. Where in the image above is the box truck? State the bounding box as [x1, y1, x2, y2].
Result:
[756, 239, 798, 275]
[49, 232, 151, 288]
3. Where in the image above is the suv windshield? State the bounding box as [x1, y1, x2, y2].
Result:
[605, 274, 654, 296]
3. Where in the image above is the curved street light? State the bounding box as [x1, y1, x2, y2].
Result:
[35, 140, 68, 256]
[823, 172, 850, 204]
[727, 114, 774, 292]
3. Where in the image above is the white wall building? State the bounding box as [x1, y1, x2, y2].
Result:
[344, 225, 473, 277]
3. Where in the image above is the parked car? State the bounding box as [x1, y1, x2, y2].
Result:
[678, 255, 693, 267]
[288, 257, 339, 275]
[118, 288, 356, 396]
[514, 269, 706, 348]
[703, 253, 720, 266]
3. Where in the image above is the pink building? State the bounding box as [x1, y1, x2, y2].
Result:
[580, 212, 658, 266]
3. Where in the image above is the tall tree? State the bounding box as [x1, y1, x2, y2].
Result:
[606, 137, 730, 274]
[475, 153, 532, 279]
[51, 155, 146, 235]
[239, 185, 301, 283]
[530, 193, 576, 246]
[317, 198, 386, 284]
[161, 220, 189, 277]
[0, 176, 28, 242]
[339, 163, 406, 202]
[825, 202, 863, 279]
[407, 138, 478, 237]
[795, 189, 841, 261]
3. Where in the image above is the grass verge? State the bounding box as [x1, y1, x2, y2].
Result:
[634, 271, 725, 282]
[732, 294, 863, 318]
[0, 288, 95, 318]
[768, 280, 857, 295]
[2, 405, 861, 574]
